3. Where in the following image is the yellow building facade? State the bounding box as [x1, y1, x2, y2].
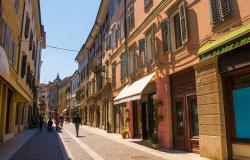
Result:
[0, 0, 45, 142]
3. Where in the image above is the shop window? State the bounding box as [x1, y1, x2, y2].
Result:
[232, 75, 250, 139]
[209, 0, 232, 25]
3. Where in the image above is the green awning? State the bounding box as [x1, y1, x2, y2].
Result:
[198, 23, 250, 59]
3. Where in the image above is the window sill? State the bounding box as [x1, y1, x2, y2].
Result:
[171, 44, 186, 54]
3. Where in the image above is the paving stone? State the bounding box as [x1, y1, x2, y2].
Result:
[9, 128, 64, 160]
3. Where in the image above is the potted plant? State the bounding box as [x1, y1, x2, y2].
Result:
[121, 128, 128, 139]
[151, 134, 160, 149]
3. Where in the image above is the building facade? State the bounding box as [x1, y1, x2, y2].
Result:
[0, 0, 45, 142]
[75, 0, 250, 159]
[46, 74, 60, 118]
[38, 83, 49, 116]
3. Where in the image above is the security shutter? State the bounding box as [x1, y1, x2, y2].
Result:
[179, 2, 188, 44]
[161, 19, 170, 52]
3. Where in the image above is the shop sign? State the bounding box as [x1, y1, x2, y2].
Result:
[200, 32, 250, 61]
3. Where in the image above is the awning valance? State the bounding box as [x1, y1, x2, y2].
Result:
[114, 72, 155, 105]
[199, 23, 250, 61]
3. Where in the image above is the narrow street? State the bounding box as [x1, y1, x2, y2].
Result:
[0, 124, 205, 160]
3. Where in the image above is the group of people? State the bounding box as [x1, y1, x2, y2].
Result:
[38, 113, 82, 137]
[38, 114, 64, 132]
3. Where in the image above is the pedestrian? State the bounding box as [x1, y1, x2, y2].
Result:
[39, 114, 44, 131]
[73, 113, 82, 137]
[60, 114, 64, 127]
[54, 114, 60, 131]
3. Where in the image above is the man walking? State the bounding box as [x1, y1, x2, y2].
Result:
[73, 113, 82, 137]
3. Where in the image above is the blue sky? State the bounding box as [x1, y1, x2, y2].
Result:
[40, 0, 101, 83]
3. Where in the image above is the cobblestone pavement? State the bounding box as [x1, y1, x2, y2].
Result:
[63, 124, 166, 160]
[9, 128, 65, 160]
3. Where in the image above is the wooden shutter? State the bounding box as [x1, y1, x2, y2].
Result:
[29, 31, 33, 50]
[209, 0, 220, 25]
[179, 2, 188, 44]
[21, 55, 27, 78]
[24, 15, 30, 38]
[121, 53, 124, 79]
[138, 38, 145, 67]
[161, 19, 170, 52]
[220, 0, 231, 19]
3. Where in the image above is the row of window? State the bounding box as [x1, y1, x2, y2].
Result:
[0, 17, 17, 66]
[78, 0, 233, 92]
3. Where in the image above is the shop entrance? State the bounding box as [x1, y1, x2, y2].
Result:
[5, 89, 13, 134]
[170, 68, 199, 152]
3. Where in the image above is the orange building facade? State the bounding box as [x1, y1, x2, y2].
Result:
[76, 0, 250, 159]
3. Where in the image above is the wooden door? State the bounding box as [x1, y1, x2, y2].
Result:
[172, 98, 186, 150]
[133, 101, 139, 138]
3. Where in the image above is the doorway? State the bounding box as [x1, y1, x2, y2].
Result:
[170, 68, 199, 152]
[132, 101, 140, 138]
[5, 89, 13, 134]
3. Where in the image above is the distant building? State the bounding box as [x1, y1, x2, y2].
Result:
[47, 74, 61, 115]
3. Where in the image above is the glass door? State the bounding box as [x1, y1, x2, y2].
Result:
[173, 99, 185, 150]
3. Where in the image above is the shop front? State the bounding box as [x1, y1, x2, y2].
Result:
[196, 23, 250, 160]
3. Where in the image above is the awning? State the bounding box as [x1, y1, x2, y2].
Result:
[199, 23, 250, 61]
[0, 47, 10, 78]
[114, 72, 155, 105]
[0, 47, 31, 103]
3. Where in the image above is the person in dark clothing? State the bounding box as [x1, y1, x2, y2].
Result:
[39, 114, 44, 131]
[73, 113, 82, 137]
[47, 118, 53, 131]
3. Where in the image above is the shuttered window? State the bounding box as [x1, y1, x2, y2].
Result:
[179, 3, 188, 43]
[29, 31, 33, 51]
[128, 45, 137, 75]
[209, 0, 232, 25]
[161, 19, 170, 53]
[139, 38, 146, 67]
[121, 52, 128, 79]
[127, 3, 134, 30]
[144, 0, 152, 9]
[24, 14, 30, 39]
[145, 27, 156, 66]
[21, 54, 27, 78]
